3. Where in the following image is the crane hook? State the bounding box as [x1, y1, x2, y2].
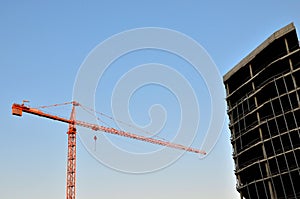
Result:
[94, 135, 97, 151]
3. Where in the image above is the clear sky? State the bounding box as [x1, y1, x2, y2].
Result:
[1, 1, 300, 199]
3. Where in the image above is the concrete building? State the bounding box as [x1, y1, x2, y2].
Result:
[224, 23, 300, 199]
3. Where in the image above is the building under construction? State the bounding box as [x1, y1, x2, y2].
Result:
[224, 23, 300, 199]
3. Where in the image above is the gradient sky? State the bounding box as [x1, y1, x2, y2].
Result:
[1, 1, 300, 199]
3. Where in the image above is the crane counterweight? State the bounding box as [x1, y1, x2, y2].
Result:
[12, 104, 23, 116]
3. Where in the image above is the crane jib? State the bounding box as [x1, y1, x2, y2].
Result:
[11, 102, 206, 155]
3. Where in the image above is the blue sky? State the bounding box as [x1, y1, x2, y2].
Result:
[1, 1, 300, 199]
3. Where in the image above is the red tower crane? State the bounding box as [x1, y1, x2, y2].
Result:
[12, 101, 206, 199]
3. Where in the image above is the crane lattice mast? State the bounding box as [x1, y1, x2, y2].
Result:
[12, 101, 206, 199]
[66, 104, 76, 199]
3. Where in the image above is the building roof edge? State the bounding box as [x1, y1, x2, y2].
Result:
[223, 22, 295, 82]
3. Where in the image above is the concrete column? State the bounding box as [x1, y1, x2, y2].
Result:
[259, 126, 276, 199]
[284, 38, 290, 54]
[288, 59, 300, 106]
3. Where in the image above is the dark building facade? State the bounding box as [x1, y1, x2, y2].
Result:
[224, 23, 300, 199]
